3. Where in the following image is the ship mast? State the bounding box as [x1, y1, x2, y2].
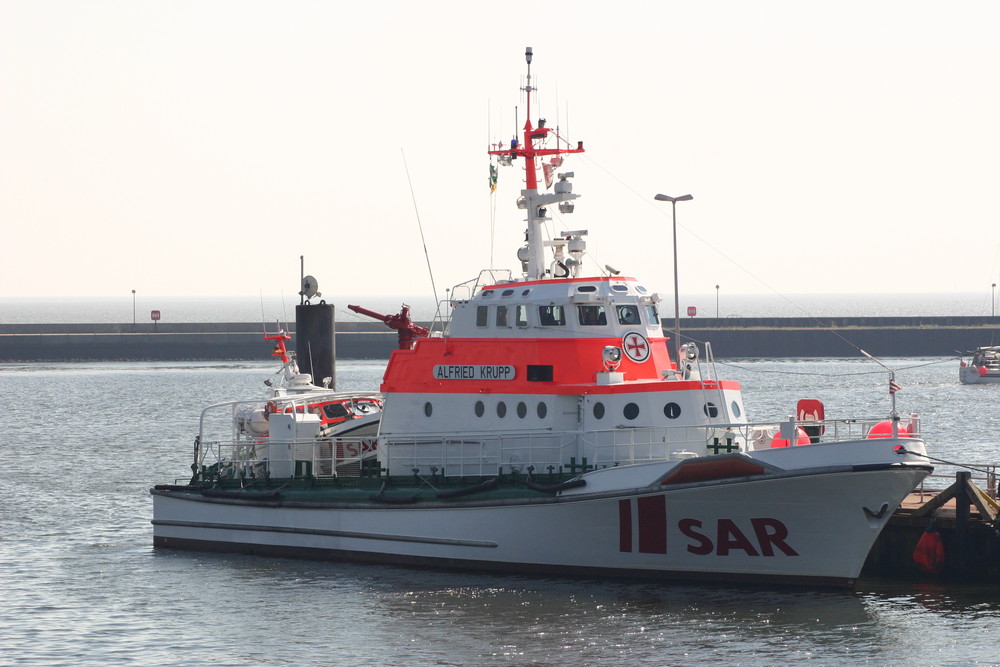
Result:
[489, 47, 585, 281]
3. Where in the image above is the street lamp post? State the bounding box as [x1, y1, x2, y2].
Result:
[654, 193, 693, 363]
[132, 289, 136, 325]
[715, 284, 720, 318]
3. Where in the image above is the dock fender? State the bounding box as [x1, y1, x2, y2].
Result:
[913, 521, 945, 575]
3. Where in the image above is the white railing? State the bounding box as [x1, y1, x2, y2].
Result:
[193, 413, 924, 482]
[431, 270, 517, 334]
[196, 434, 379, 481]
[380, 431, 578, 478]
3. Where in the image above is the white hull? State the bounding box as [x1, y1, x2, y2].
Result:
[152, 463, 928, 586]
[960, 366, 1000, 384]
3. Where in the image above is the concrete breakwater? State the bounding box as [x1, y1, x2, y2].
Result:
[1, 316, 999, 361]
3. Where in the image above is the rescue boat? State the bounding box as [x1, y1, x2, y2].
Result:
[151, 48, 932, 587]
[229, 328, 383, 472]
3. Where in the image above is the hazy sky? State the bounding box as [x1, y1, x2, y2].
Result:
[2, 1, 998, 304]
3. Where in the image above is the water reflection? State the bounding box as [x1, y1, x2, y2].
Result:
[6, 359, 1000, 666]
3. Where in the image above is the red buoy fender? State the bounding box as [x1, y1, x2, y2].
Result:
[913, 522, 945, 575]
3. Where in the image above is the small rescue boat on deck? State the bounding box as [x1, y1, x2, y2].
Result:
[151, 48, 932, 587]
[223, 328, 383, 477]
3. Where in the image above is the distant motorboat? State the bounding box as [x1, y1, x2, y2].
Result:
[960, 346, 1000, 384]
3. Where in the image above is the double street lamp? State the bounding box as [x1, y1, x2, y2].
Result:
[654, 193, 693, 363]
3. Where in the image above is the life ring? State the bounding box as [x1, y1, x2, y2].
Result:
[264, 401, 279, 419]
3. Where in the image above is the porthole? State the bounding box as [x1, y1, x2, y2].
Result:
[637, 286, 648, 293]
[481, 290, 494, 297]
[704, 402, 719, 418]
[517, 402, 527, 418]
[497, 401, 507, 418]
[593, 402, 606, 419]
[611, 284, 628, 292]
[577, 285, 598, 292]
[474, 401, 485, 417]
[624, 403, 640, 420]
[537, 402, 547, 419]
[521, 289, 531, 296]
[731, 401, 742, 418]
[502, 289, 515, 296]
[664, 402, 681, 419]
[424, 402, 433, 417]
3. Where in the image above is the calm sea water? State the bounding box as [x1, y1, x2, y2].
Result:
[3, 357, 1000, 666]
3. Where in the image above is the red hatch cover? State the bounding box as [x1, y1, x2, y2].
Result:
[659, 456, 766, 486]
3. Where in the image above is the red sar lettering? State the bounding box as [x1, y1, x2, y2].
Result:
[678, 518, 799, 557]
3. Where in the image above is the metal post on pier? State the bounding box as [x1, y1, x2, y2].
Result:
[654, 193, 693, 364]
[955, 471, 971, 572]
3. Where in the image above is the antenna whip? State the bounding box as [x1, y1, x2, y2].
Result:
[401, 149, 441, 320]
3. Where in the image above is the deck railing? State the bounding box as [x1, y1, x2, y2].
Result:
[915, 464, 1000, 500]
[194, 414, 926, 482]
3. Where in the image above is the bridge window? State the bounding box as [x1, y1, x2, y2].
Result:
[476, 306, 488, 327]
[539, 305, 566, 326]
[616, 305, 640, 325]
[612, 284, 629, 293]
[577, 305, 607, 326]
[664, 402, 681, 419]
[704, 402, 719, 418]
[645, 304, 660, 326]
[577, 285, 598, 292]
[731, 401, 741, 418]
[496, 305, 509, 327]
[516, 304, 528, 327]
[502, 289, 515, 297]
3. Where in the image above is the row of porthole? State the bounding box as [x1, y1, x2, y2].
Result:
[423, 399, 742, 421]
[424, 400, 550, 419]
[591, 400, 743, 421]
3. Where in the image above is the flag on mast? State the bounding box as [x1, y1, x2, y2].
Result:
[889, 378, 902, 395]
[489, 164, 498, 193]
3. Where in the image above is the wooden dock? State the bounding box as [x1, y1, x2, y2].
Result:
[864, 472, 1000, 581]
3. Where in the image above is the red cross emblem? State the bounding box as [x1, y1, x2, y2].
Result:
[622, 332, 650, 363]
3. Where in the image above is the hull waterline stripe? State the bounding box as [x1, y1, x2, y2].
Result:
[152, 535, 855, 588]
[151, 519, 498, 548]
